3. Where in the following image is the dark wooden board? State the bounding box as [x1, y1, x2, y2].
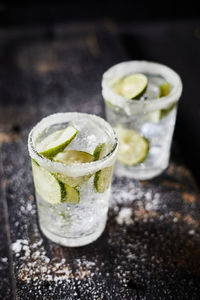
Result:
[0, 159, 14, 299]
[0, 21, 200, 300]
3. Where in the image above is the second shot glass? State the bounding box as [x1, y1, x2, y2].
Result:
[102, 61, 182, 180]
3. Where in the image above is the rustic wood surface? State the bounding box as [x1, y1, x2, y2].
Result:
[0, 21, 200, 300]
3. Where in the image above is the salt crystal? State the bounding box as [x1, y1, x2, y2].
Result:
[1, 257, 8, 263]
[44, 257, 50, 263]
[46, 275, 53, 281]
[188, 229, 195, 235]
[116, 207, 133, 225]
[22, 245, 31, 257]
[41, 266, 47, 273]
[159, 215, 164, 221]
[145, 191, 152, 201]
[32, 239, 43, 248]
[27, 202, 33, 211]
[11, 239, 28, 253]
[145, 203, 153, 211]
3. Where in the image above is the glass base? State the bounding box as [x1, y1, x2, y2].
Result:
[114, 161, 168, 180]
[40, 221, 107, 247]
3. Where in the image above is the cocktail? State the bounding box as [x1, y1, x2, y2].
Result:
[102, 61, 182, 180]
[28, 112, 118, 247]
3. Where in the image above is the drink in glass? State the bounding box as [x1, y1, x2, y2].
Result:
[28, 112, 118, 247]
[102, 61, 182, 180]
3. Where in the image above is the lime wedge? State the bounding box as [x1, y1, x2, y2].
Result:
[31, 159, 66, 204]
[159, 82, 171, 97]
[65, 184, 80, 204]
[37, 126, 78, 159]
[113, 73, 148, 100]
[93, 143, 106, 160]
[116, 127, 149, 166]
[94, 166, 113, 193]
[54, 150, 94, 164]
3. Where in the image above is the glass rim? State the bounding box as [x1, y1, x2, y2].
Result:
[28, 112, 118, 177]
[102, 60, 183, 114]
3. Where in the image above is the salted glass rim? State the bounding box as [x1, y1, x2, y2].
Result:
[28, 112, 118, 177]
[102, 60, 183, 114]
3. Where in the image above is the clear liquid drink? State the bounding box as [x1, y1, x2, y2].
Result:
[102, 61, 182, 180]
[28, 113, 118, 247]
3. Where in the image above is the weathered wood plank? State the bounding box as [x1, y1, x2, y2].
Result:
[0, 156, 15, 299]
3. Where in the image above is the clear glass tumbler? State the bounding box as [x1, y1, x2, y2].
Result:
[28, 112, 118, 247]
[102, 61, 182, 180]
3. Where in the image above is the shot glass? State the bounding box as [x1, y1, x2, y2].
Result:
[102, 61, 182, 180]
[28, 112, 118, 247]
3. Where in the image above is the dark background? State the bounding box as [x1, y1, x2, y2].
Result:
[0, 0, 200, 27]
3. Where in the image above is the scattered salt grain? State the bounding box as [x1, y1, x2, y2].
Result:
[110, 179, 161, 212]
[188, 229, 195, 235]
[116, 207, 133, 225]
[26, 202, 33, 212]
[11, 239, 28, 253]
[1, 257, 8, 263]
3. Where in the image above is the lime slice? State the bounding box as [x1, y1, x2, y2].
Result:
[65, 184, 80, 204]
[93, 143, 106, 161]
[159, 82, 176, 119]
[31, 159, 66, 204]
[32, 159, 80, 204]
[161, 102, 177, 119]
[94, 166, 113, 193]
[145, 82, 171, 123]
[54, 150, 94, 164]
[145, 110, 162, 123]
[159, 82, 171, 97]
[116, 127, 149, 166]
[113, 73, 148, 100]
[54, 150, 94, 187]
[37, 126, 78, 159]
[93, 143, 113, 193]
[56, 173, 90, 187]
